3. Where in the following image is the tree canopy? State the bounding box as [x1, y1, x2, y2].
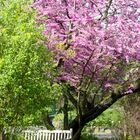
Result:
[0, 0, 61, 130]
[33, 0, 140, 139]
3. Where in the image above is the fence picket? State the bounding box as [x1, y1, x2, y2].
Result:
[23, 129, 72, 140]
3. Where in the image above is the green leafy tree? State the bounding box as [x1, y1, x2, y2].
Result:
[0, 0, 61, 138]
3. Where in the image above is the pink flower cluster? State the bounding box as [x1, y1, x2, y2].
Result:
[33, 0, 140, 90]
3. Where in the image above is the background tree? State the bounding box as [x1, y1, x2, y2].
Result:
[120, 94, 140, 139]
[33, 0, 140, 139]
[0, 0, 61, 139]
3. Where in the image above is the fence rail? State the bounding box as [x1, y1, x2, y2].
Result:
[23, 129, 72, 140]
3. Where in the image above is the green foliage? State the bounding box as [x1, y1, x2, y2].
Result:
[82, 104, 123, 135]
[93, 107, 123, 128]
[5, 133, 24, 140]
[0, 0, 61, 129]
[0, 0, 35, 56]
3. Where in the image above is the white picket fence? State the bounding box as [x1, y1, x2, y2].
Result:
[23, 129, 72, 140]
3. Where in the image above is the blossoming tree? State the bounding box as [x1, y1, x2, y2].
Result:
[33, 0, 140, 139]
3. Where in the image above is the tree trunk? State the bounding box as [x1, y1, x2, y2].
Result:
[43, 114, 55, 130]
[68, 87, 140, 139]
[68, 117, 84, 140]
[0, 127, 6, 140]
[0, 131, 5, 140]
[69, 93, 125, 139]
[72, 128, 83, 140]
[64, 95, 68, 129]
[0, 132, 2, 140]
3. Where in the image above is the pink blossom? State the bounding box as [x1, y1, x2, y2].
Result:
[33, 0, 140, 91]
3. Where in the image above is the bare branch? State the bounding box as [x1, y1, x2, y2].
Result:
[79, 49, 95, 87]
[102, 0, 113, 20]
[90, 0, 103, 19]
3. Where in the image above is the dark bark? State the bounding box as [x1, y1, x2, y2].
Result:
[0, 132, 2, 140]
[72, 128, 83, 140]
[68, 85, 140, 139]
[69, 93, 124, 139]
[83, 93, 123, 124]
[43, 114, 55, 130]
[2, 131, 5, 140]
[64, 95, 69, 129]
[69, 118, 83, 140]
[0, 127, 6, 140]
[0, 126, 3, 140]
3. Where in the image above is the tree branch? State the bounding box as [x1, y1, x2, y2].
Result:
[66, 87, 78, 109]
[102, 0, 113, 20]
[83, 86, 140, 124]
[79, 49, 95, 87]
